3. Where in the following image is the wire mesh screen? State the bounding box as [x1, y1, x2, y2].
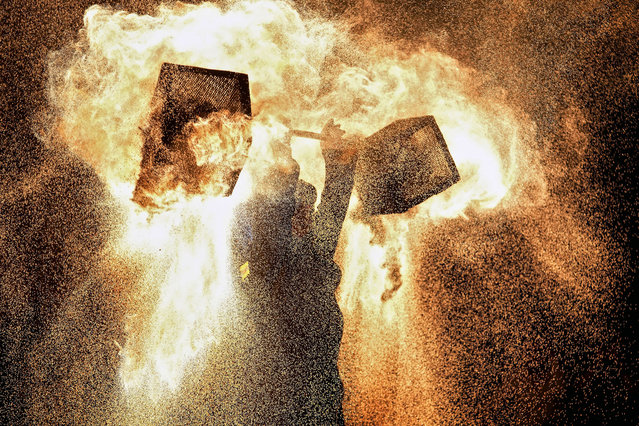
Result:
[133, 63, 252, 207]
[155, 63, 252, 146]
[355, 116, 460, 215]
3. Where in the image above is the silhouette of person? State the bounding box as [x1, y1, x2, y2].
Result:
[230, 120, 357, 424]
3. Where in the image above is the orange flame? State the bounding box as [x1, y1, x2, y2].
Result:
[46, 0, 547, 418]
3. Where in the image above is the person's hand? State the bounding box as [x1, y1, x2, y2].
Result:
[320, 119, 360, 163]
[320, 119, 346, 150]
[271, 132, 298, 174]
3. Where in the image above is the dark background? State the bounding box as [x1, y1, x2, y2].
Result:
[1, 0, 636, 423]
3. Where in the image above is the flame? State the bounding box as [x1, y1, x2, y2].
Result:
[46, 0, 548, 420]
[116, 195, 235, 396]
[132, 109, 252, 208]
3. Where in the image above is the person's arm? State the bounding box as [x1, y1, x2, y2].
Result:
[267, 135, 300, 204]
[312, 121, 358, 259]
[235, 135, 300, 290]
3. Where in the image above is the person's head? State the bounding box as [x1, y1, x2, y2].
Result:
[292, 181, 317, 237]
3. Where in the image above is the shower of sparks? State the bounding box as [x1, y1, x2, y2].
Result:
[4, 0, 630, 424]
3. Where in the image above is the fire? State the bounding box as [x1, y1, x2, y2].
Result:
[116, 195, 235, 395]
[133, 108, 252, 208]
[46, 0, 546, 420]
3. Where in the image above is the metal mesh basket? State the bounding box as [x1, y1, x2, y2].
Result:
[133, 63, 252, 206]
[355, 116, 460, 215]
[154, 63, 252, 146]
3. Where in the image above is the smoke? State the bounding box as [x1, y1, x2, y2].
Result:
[1, 0, 635, 424]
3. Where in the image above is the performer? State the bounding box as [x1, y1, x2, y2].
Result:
[231, 120, 357, 424]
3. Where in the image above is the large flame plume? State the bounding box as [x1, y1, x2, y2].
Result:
[26, 0, 625, 423]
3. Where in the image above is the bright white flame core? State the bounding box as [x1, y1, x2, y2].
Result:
[116, 196, 235, 396]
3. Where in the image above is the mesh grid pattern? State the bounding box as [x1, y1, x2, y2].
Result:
[155, 63, 252, 145]
[132, 64, 252, 206]
[355, 116, 459, 215]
